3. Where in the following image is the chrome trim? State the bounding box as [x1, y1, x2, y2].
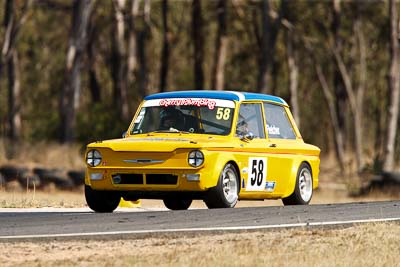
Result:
[123, 159, 165, 164]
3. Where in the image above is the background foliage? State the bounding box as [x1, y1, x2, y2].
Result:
[0, 0, 399, 174]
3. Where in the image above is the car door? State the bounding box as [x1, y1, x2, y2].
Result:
[262, 102, 300, 196]
[234, 102, 271, 197]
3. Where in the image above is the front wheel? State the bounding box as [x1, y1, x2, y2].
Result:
[204, 163, 239, 209]
[163, 198, 192, 210]
[282, 163, 313, 205]
[85, 185, 121, 212]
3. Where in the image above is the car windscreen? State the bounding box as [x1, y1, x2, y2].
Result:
[130, 98, 235, 135]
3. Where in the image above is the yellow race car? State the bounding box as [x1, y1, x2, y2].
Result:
[84, 91, 320, 212]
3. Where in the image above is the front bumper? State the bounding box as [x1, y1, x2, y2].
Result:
[85, 167, 214, 192]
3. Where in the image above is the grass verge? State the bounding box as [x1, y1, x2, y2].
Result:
[0, 222, 398, 267]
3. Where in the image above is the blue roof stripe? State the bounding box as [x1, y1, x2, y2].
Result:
[242, 92, 287, 105]
[144, 90, 287, 105]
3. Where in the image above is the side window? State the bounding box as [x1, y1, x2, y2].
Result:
[263, 103, 296, 139]
[236, 103, 265, 138]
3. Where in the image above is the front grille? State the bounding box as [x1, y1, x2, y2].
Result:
[114, 174, 143, 184]
[146, 174, 178, 185]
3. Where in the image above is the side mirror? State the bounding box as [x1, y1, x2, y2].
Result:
[240, 132, 254, 141]
[122, 131, 127, 138]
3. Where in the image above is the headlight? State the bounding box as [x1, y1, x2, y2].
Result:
[188, 150, 204, 167]
[86, 149, 102, 167]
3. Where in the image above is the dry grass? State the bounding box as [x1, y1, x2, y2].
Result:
[0, 139, 85, 170]
[0, 187, 86, 208]
[0, 223, 399, 267]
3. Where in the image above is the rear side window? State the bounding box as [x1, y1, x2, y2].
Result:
[263, 103, 296, 139]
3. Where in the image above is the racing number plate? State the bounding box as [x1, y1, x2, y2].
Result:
[246, 157, 267, 191]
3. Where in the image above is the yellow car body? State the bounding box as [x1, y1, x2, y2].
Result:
[84, 91, 320, 212]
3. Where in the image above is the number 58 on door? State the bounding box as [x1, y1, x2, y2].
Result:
[246, 157, 267, 191]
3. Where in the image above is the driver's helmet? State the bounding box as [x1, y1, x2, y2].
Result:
[160, 107, 184, 129]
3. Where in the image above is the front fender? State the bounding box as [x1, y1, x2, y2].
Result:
[200, 150, 240, 189]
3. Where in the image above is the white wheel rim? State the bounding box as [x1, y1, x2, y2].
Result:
[299, 168, 312, 202]
[222, 166, 238, 204]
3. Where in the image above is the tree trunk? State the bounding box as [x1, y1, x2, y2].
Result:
[332, 44, 365, 173]
[330, 5, 366, 174]
[383, 0, 400, 172]
[211, 0, 227, 91]
[138, 0, 150, 98]
[60, 0, 95, 143]
[354, 10, 366, 173]
[286, 29, 299, 127]
[192, 0, 204, 90]
[111, 0, 129, 122]
[1, 0, 31, 142]
[7, 50, 22, 141]
[315, 65, 346, 172]
[281, 0, 299, 126]
[159, 0, 170, 93]
[87, 14, 101, 103]
[331, 0, 347, 153]
[127, 0, 139, 88]
[257, 0, 282, 94]
[257, 0, 271, 94]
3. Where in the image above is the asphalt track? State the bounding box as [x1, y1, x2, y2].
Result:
[0, 200, 399, 241]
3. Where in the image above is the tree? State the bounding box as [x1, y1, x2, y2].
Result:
[1, 0, 31, 143]
[87, 9, 101, 103]
[59, 0, 95, 143]
[315, 62, 346, 172]
[210, 0, 228, 91]
[281, 0, 300, 127]
[159, 0, 170, 92]
[111, 0, 130, 122]
[137, 0, 150, 98]
[257, 0, 282, 94]
[192, 0, 204, 90]
[127, 0, 139, 88]
[331, 5, 366, 173]
[330, 0, 347, 167]
[383, 0, 400, 172]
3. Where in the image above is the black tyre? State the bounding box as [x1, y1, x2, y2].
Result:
[163, 198, 192, 210]
[204, 163, 239, 209]
[85, 185, 120, 213]
[282, 163, 313, 205]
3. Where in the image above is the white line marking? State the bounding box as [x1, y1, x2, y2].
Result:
[1, 217, 399, 240]
[0, 207, 167, 213]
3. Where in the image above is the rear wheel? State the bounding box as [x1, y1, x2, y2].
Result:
[85, 185, 120, 212]
[282, 163, 313, 205]
[163, 198, 192, 210]
[204, 163, 239, 209]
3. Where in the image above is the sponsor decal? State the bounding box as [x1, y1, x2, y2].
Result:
[135, 110, 145, 123]
[265, 181, 276, 192]
[267, 124, 280, 135]
[159, 98, 217, 110]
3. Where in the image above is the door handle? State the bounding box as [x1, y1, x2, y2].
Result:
[269, 144, 277, 148]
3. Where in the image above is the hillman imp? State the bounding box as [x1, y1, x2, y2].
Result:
[85, 90, 320, 212]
